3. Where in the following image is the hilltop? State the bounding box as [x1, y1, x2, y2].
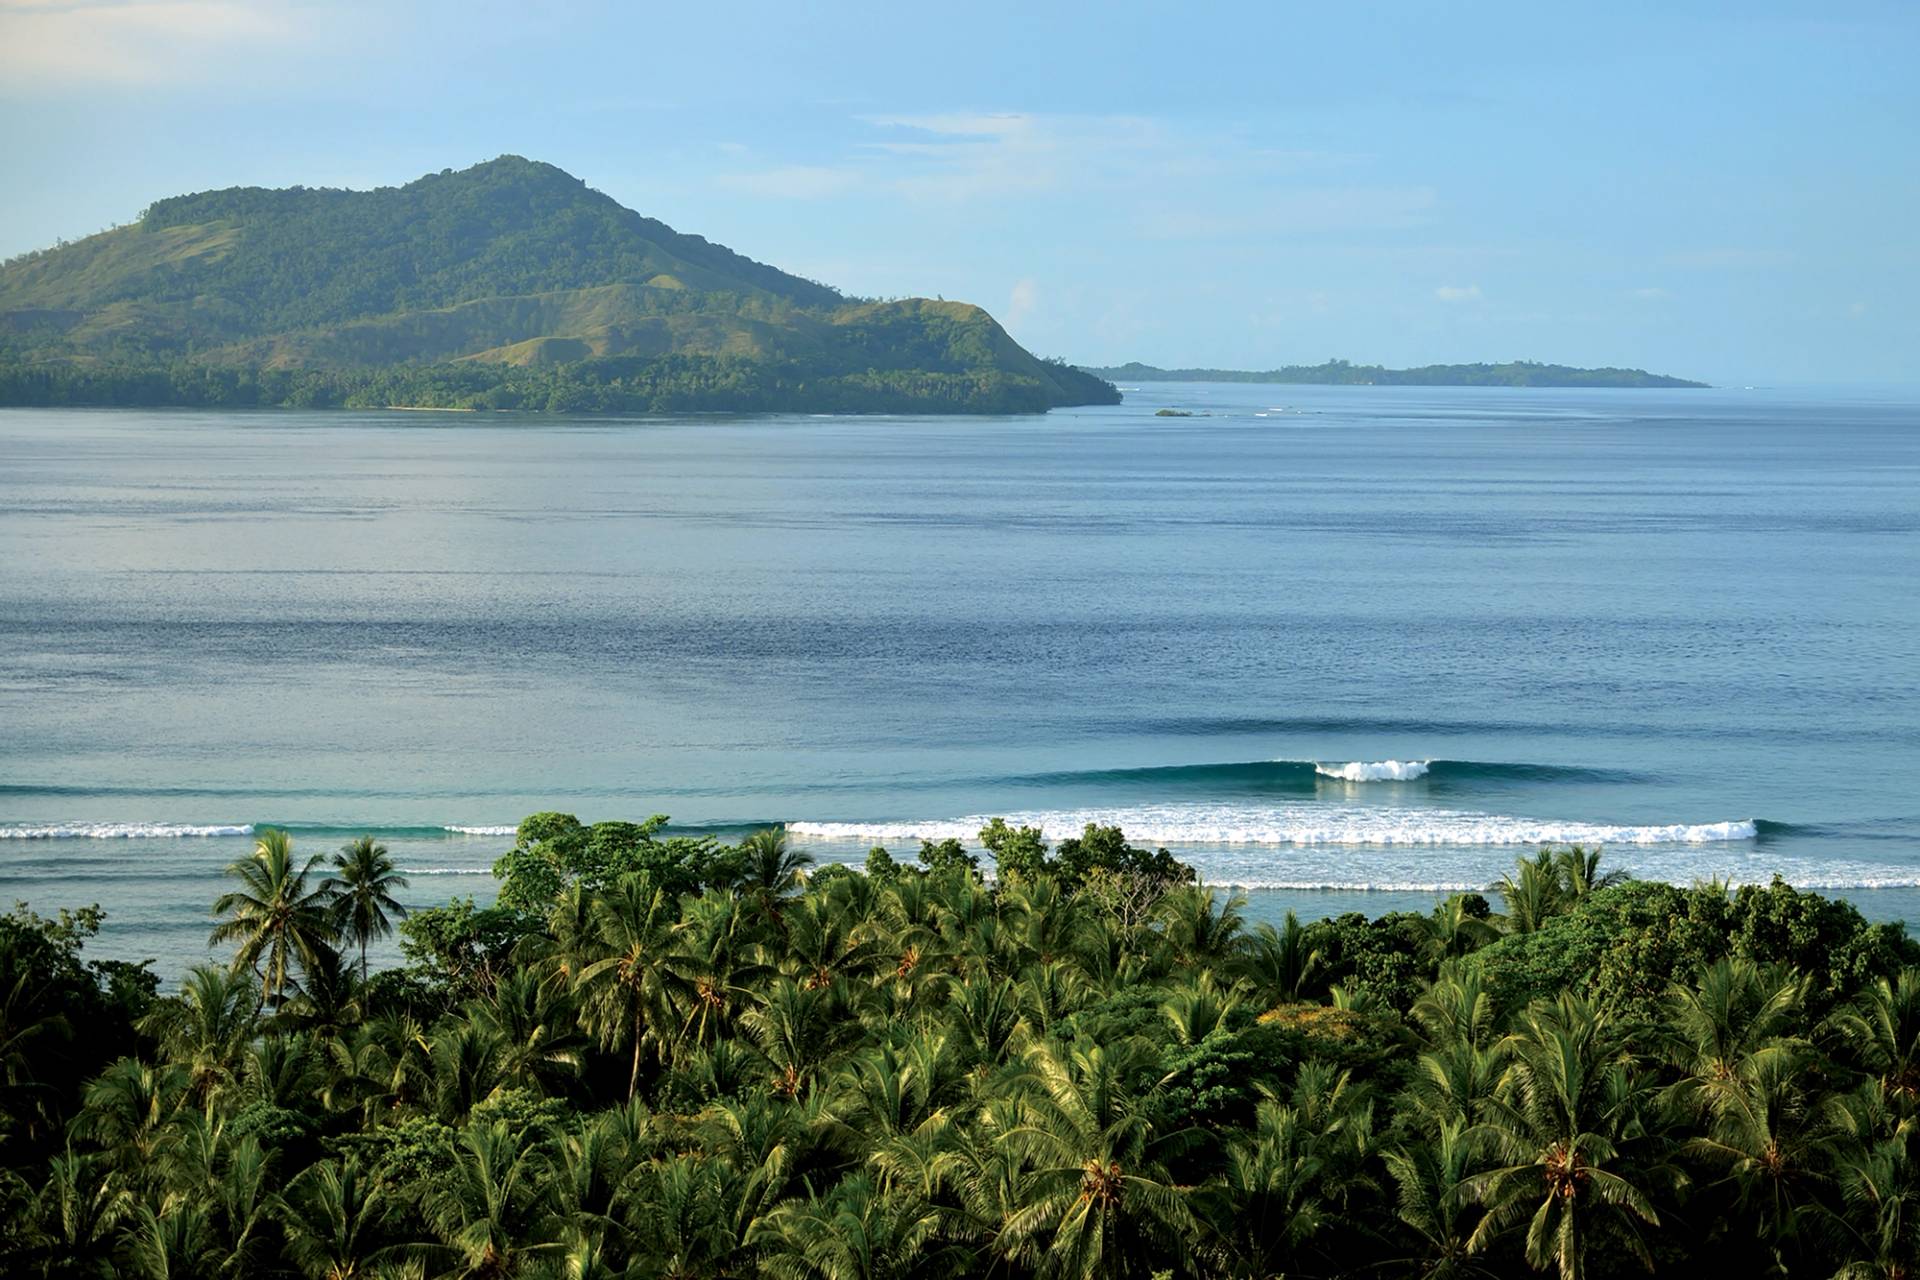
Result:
[1085, 358, 1707, 388]
[0, 157, 1117, 414]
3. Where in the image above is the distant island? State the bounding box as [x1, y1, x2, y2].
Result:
[1084, 358, 1708, 389]
[0, 157, 1118, 415]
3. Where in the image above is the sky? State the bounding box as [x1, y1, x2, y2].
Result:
[1, 0, 1915, 385]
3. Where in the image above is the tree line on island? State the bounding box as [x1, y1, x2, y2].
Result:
[0, 353, 1112, 417]
[4, 811, 1919, 1278]
[1085, 359, 1707, 389]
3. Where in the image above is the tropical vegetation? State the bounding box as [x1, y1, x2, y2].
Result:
[3, 817, 1917, 1278]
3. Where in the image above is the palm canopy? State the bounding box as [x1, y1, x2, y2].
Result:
[1461, 994, 1663, 1280]
[209, 828, 338, 1007]
[323, 836, 410, 980]
[989, 1037, 1201, 1279]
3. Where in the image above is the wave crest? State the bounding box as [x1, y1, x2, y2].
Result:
[0, 822, 255, 840]
[1315, 760, 1430, 782]
[443, 825, 517, 836]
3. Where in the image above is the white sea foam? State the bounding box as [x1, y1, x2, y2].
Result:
[787, 804, 1759, 848]
[1315, 760, 1431, 782]
[443, 825, 517, 836]
[0, 822, 255, 840]
[400, 867, 494, 876]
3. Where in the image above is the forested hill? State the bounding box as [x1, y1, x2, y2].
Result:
[1086, 358, 1708, 388]
[0, 157, 1118, 414]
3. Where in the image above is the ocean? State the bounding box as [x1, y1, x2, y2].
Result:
[3, 382, 1917, 974]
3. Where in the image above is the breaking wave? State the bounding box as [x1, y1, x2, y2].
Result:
[0, 822, 256, 840]
[0, 821, 525, 840]
[787, 804, 1759, 848]
[1314, 760, 1430, 782]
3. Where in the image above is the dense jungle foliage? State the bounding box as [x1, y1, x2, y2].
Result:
[4, 815, 1918, 1279]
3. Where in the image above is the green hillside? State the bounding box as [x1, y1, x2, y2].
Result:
[1087, 358, 1707, 388]
[0, 157, 1117, 414]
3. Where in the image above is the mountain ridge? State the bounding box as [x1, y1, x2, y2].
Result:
[0, 157, 1117, 414]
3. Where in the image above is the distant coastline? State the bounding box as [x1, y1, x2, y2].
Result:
[1083, 358, 1708, 389]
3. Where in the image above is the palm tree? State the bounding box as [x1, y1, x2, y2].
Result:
[1663, 958, 1810, 1115]
[736, 825, 813, 918]
[547, 1114, 636, 1260]
[28, 1149, 131, 1278]
[1490, 850, 1566, 934]
[472, 968, 588, 1097]
[1159, 972, 1245, 1048]
[989, 1038, 1201, 1279]
[779, 888, 883, 990]
[72, 1058, 189, 1183]
[832, 1033, 969, 1201]
[570, 876, 676, 1101]
[659, 892, 766, 1061]
[1234, 912, 1325, 1006]
[617, 1152, 742, 1279]
[424, 1121, 563, 1278]
[750, 1173, 966, 1280]
[1206, 1099, 1331, 1276]
[276, 1158, 396, 1280]
[1414, 895, 1501, 962]
[423, 1020, 510, 1123]
[1826, 1116, 1920, 1280]
[137, 964, 258, 1105]
[0, 951, 73, 1149]
[125, 1198, 221, 1280]
[1553, 846, 1626, 901]
[941, 973, 1024, 1071]
[740, 976, 858, 1098]
[1013, 959, 1097, 1034]
[999, 874, 1094, 973]
[1831, 970, 1920, 1111]
[1381, 1119, 1500, 1279]
[692, 1094, 815, 1261]
[283, 944, 367, 1046]
[1152, 884, 1248, 969]
[1406, 968, 1503, 1127]
[1460, 994, 1662, 1279]
[210, 828, 338, 1010]
[324, 836, 409, 981]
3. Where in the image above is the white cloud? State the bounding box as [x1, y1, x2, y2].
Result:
[0, 0, 310, 86]
[1434, 284, 1483, 303]
[1007, 277, 1039, 328]
[1629, 286, 1670, 299]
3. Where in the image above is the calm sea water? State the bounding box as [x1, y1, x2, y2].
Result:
[4, 383, 1918, 973]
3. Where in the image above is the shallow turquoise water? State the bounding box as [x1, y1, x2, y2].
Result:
[3, 383, 1917, 970]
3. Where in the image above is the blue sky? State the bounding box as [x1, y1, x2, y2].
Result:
[2, 1, 1914, 384]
